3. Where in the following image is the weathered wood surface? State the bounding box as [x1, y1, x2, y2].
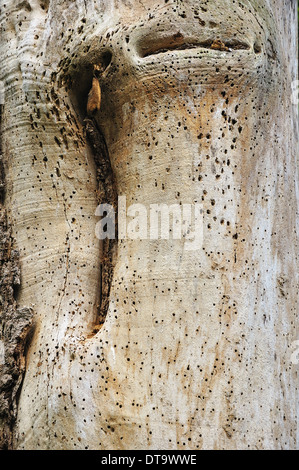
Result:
[0, 0, 298, 449]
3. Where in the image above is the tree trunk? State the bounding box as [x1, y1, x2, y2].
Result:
[0, 0, 298, 450]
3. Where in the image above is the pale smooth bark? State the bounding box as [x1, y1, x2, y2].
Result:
[0, 0, 298, 450]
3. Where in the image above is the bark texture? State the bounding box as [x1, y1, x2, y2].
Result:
[0, 0, 298, 450]
[0, 122, 33, 450]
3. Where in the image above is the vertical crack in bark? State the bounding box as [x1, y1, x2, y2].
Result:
[53, 184, 71, 324]
[84, 118, 118, 329]
[0, 103, 34, 449]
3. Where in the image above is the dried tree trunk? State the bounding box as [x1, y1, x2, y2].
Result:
[0, 0, 298, 450]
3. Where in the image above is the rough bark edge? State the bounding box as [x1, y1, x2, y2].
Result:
[0, 106, 34, 450]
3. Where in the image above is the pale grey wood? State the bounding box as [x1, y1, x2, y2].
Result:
[0, 0, 298, 450]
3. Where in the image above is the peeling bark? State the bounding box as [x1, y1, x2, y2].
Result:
[0, 64, 34, 452]
[0, 164, 33, 449]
